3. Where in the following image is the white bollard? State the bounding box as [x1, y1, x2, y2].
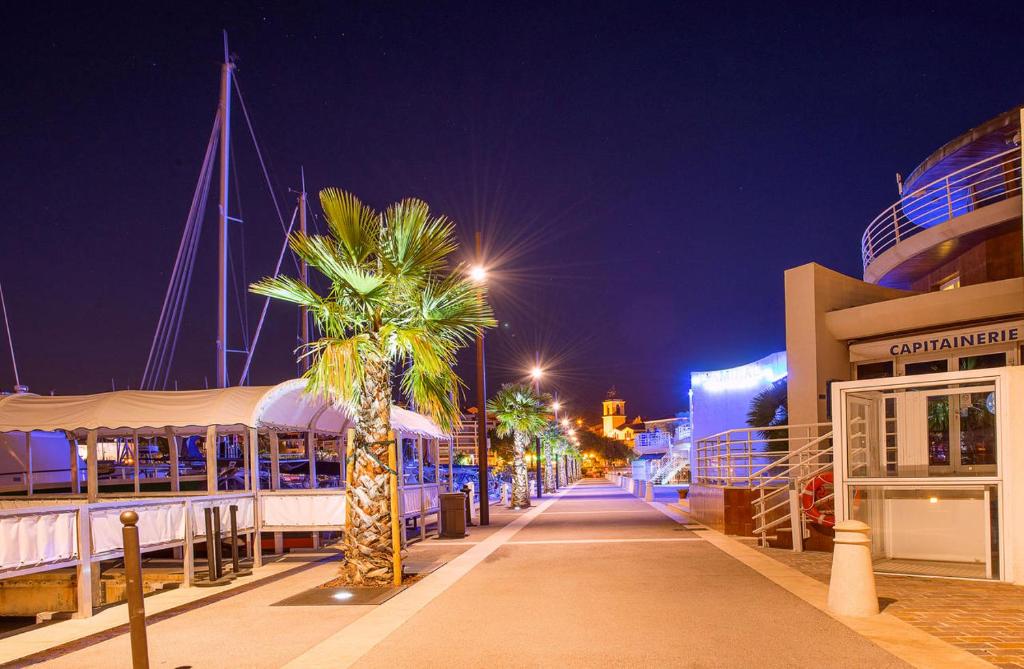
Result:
[827, 520, 879, 617]
[644, 481, 654, 502]
[500, 482, 509, 506]
[466, 481, 478, 520]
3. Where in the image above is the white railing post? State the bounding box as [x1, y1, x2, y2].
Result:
[74, 506, 94, 618]
[788, 485, 804, 553]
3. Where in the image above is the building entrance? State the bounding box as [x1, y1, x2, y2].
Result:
[834, 370, 1007, 580]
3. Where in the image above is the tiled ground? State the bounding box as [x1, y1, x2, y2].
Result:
[757, 547, 1024, 668]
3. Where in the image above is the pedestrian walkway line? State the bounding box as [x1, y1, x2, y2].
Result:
[647, 502, 992, 669]
[282, 482, 579, 669]
[506, 537, 702, 545]
[523, 509, 653, 515]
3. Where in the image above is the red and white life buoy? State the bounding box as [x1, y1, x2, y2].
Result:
[801, 472, 835, 527]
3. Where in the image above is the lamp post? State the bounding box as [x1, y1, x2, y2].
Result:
[530, 355, 543, 499]
[551, 396, 561, 489]
[470, 235, 489, 526]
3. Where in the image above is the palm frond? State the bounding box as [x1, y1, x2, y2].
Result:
[288, 233, 387, 302]
[400, 365, 462, 433]
[379, 198, 458, 278]
[319, 188, 378, 264]
[487, 384, 550, 440]
[303, 334, 371, 406]
[249, 275, 324, 307]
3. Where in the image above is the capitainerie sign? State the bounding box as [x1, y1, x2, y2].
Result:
[849, 320, 1024, 362]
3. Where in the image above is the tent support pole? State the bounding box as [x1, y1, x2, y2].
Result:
[132, 431, 141, 495]
[205, 425, 218, 493]
[165, 427, 180, 492]
[86, 430, 98, 503]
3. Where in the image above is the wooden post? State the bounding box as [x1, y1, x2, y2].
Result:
[387, 432, 402, 585]
[132, 430, 141, 495]
[345, 428, 355, 532]
[165, 427, 180, 492]
[448, 438, 454, 492]
[86, 430, 99, 503]
[74, 507, 93, 618]
[68, 432, 82, 494]
[120, 510, 151, 668]
[24, 432, 32, 495]
[205, 425, 218, 493]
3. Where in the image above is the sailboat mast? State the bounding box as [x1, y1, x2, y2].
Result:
[298, 168, 309, 374]
[216, 31, 233, 388]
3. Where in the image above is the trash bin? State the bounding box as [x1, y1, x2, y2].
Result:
[439, 493, 467, 538]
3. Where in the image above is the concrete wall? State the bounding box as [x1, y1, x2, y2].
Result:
[783, 263, 911, 427]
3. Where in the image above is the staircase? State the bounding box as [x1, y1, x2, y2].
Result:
[649, 452, 689, 484]
[750, 430, 834, 551]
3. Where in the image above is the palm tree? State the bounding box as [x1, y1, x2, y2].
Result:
[488, 384, 550, 509]
[251, 188, 495, 585]
[539, 421, 567, 492]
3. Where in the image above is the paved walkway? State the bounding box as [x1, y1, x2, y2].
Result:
[12, 480, 920, 668]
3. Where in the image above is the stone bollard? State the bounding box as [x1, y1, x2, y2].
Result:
[827, 520, 879, 617]
[500, 482, 509, 506]
[644, 481, 654, 502]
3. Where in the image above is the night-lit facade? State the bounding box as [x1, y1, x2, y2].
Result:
[694, 107, 1024, 582]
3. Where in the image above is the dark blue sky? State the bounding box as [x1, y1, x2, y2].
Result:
[1, 2, 1022, 420]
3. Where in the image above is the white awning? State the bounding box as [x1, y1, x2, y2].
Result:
[0, 379, 448, 439]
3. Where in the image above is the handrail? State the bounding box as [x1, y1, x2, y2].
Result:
[862, 147, 1021, 272]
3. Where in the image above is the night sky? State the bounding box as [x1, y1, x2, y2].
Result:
[2, 3, 1023, 421]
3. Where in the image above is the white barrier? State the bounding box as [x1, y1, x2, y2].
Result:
[0, 506, 78, 572]
[260, 491, 344, 529]
[91, 502, 185, 556]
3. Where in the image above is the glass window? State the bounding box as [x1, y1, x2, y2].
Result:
[856, 361, 894, 380]
[846, 382, 996, 479]
[847, 485, 998, 579]
[959, 353, 1006, 371]
[905, 359, 948, 375]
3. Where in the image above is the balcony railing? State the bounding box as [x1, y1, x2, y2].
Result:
[861, 147, 1022, 272]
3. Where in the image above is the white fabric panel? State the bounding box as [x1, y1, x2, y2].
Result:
[260, 492, 344, 527]
[0, 510, 77, 571]
[90, 503, 185, 555]
[400, 484, 440, 517]
[191, 496, 255, 536]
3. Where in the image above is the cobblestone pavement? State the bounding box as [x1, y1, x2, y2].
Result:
[757, 547, 1024, 668]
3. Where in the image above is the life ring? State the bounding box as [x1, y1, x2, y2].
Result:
[801, 472, 835, 527]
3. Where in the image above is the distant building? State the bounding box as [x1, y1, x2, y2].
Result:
[601, 388, 626, 438]
[452, 411, 498, 465]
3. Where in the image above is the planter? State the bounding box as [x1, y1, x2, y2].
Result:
[677, 487, 689, 501]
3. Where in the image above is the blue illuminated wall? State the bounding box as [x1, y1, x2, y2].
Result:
[689, 351, 787, 443]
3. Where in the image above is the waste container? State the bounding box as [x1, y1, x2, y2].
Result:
[439, 493, 467, 538]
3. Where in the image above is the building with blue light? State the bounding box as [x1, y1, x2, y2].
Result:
[692, 107, 1024, 582]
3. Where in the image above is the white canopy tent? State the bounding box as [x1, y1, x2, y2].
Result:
[0, 378, 449, 439]
[0, 380, 454, 617]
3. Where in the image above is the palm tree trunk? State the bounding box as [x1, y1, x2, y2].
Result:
[543, 444, 555, 492]
[511, 432, 530, 509]
[343, 353, 397, 585]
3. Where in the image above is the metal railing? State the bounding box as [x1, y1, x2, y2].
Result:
[861, 147, 1022, 271]
[750, 431, 834, 549]
[693, 423, 831, 487]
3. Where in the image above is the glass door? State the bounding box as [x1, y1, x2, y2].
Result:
[907, 386, 997, 477]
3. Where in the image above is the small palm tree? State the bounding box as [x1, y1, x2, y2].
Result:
[488, 384, 550, 508]
[539, 421, 568, 492]
[251, 188, 495, 585]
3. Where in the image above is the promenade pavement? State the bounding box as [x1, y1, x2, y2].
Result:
[13, 479, 913, 668]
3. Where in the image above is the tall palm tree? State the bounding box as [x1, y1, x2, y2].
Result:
[539, 421, 567, 492]
[488, 384, 550, 509]
[251, 188, 495, 585]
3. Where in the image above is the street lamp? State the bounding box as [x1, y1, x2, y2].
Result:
[530, 353, 543, 498]
[471, 235, 490, 525]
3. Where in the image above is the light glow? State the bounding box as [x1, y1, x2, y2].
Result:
[690, 352, 787, 393]
[468, 265, 487, 283]
[561, 418, 570, 428]
[552, 401, 561, 411]
[530, 366, 543, 380]
[332, 591, 355, 601]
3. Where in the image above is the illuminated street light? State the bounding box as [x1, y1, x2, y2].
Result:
[561, 418, 570, 428]
[469, 264, 487, 283]
[552, 401, 561, 412]
[530, 366, 543, 381]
